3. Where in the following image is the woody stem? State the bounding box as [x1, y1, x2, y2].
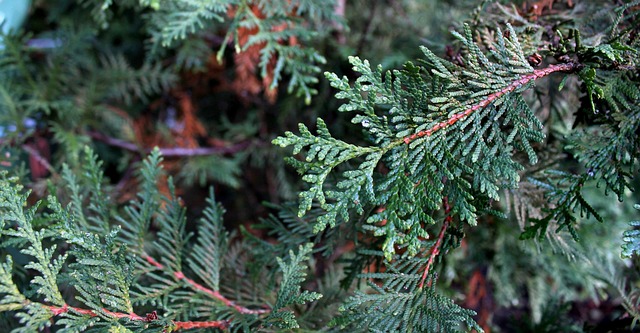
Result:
[418, 197, 452, 289]
[403, 62, 578, 144]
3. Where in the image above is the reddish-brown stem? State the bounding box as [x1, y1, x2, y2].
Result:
[418, 197, 452, 289]
[174, 320, 230, 330]
[47, 304, 230, 331]
[403, 62, 578, 144]
[144, 254, 164, 269]
[173, 271, 269, 314]
[49, 304, 144, 321]
[142, 254, 269, 315]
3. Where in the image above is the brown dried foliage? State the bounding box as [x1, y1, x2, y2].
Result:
[522, 0, 574, 21]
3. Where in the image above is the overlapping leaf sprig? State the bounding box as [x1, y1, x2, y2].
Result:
[274, 24, 551, 258]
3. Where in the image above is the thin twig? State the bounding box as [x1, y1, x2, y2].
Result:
[333, 0, 346, 44]
[356, 1, 378, 55]
[47, 304, 230, 330]
[88, 131, 253, 157]
[418, 197, 452, 290]
[88, 131, 140, 152]
[21, 143, 57, 177]
[48, 303, 144, 320]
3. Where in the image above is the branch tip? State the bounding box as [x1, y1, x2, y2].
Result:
[403, 62, 578, 144]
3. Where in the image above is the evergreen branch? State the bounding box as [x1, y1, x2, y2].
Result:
[264, 243, 322, 329]
[0, 179, 66, 308]
[145, 0, 336, 102]
[154, 180, 190, 274]
[141, 254, 269, 315]
[47, 303, 230, 331]
[566, 71, 640, 199]
[332, 252, 482, 332]
[129, 178, 271, 316]
[418, 197, 452, 290]
[96, 54, 177, 105]
[278, 24, 579, 258]
[521, 171, 604, 241]
[402, 62, 579, 144]
[586, 250, 640, 324]
[172, 271, 270, 315]
[81, 147, 112, 233]
[117, 148, 163, 252]
[51, 201, 138, 317]
[4, 2, 640, 330]
[622, 204, 640, 259]
[155, 1, 231, 47]
[61, 147, 112, 235]
[274, 119, 382, 225]
[187, 188, 227, 291]
[0, 256, 28, 312]
[47, 303, 146, 321]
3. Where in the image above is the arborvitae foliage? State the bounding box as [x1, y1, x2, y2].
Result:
[330, 250, 481, 332]
[142, 0, 337, 103]
[273, 0, 640, 330]
[2, 0, 640, 332]
[0, 148, 320, 331]
[623, 204, 640, 259]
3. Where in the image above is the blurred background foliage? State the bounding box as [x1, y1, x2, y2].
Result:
[0, 0, 483, 221]
[0, 0, 639, 331]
